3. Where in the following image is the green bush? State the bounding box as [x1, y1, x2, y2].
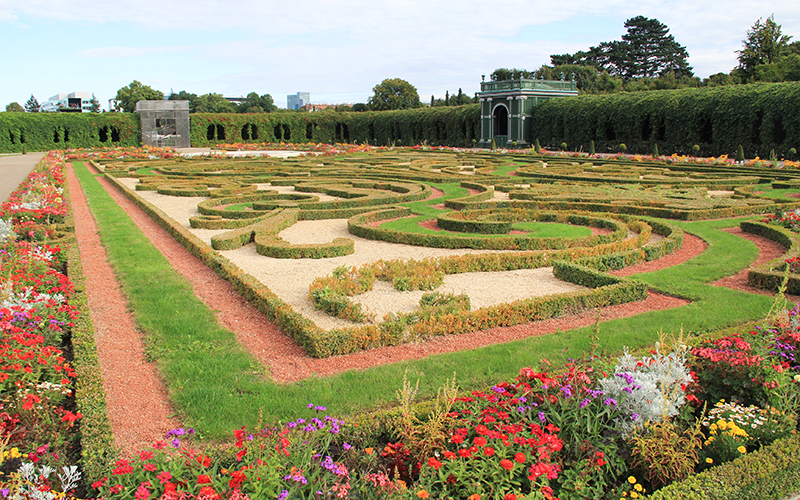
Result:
[530, 82, 800, 158]
[0, 112, 139, 153]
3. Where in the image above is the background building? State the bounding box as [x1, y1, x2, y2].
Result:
[287, 92, 310, 109]
[41, 92, 93, 112]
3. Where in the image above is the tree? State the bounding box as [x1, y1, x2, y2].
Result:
[168, 90, 199, 112]
[620, 16, 693, 79]
[5, 102, 24, 112]
[547, 16, 692, 80]
[193, 93, 237, 113]
[24, 95, 40, 112]
[89, 93, 101, 113]
[368, 78, 422, 111]
[237, 92, 276, 113]
[736, 15, 793, 81]
[115, 80, 164, 113]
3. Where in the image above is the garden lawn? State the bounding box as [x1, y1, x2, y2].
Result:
[73, 162, 776, 440]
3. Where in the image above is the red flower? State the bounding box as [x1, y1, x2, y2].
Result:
[505, 495, 517, 500]
[500, 459, 514, 470]
[428, 457, 443, 470]
[197, 474, 212, 484]
[514, 452, 526, 464]
[483, 447, 496, 457]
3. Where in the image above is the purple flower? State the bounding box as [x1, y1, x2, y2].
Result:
[171, 438, 181, 448]
[622, 386, 633, 394]
[561, 386, 572, 398]
[632, 413, 640, 421]
[303, 425, 315, 432]
[278, 491, 289, 500]
[287, 421, 297, 428]
[538, 411, 546, 423]
[1, 488, 10, 498]
[518, 396, 527, 403]
[491, 385, 506, 394]
[315, 405, 327, 411]
[580, 398, 590, 409]
[603, 398, 618, 406]
[343, 442, 352, 450]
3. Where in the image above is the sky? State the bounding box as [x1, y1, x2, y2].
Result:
[1, 0, 799, 110]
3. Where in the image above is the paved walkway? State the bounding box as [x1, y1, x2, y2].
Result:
[0, 152, 44, 202]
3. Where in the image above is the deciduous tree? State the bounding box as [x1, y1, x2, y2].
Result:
[368, 78, 422, 111]
[115, 81, 164, 113]
[193, 93, 237, 113]
[5, 102, 24, 112]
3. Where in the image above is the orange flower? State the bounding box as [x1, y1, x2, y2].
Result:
[469, 495, 481, 500]
[417, 490, 430, 499]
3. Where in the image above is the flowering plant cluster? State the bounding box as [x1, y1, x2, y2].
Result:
[0, 151, 83, 498]
[762, 209, 800, 233]
[598, 344, 693, 432]
[92, 405, 410, 500]
[62, 146, 180, 161]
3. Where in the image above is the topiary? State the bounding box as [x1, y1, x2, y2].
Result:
[490, 137, 497, 150]
[736, 144, 745, 163]
[560, 141, 568, 151]
[789, 147, 797, 160]
[653, 143, 659, 158]
[692, 144, 700, 155]
[619, 143, 627, 152]
[588, 140, 596, 156]
[535, 137, 541, 153]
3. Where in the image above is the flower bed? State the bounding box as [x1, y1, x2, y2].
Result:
[0, 151, 88, 498]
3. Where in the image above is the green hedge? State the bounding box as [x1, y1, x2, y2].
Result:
[190, 105, 481, 148]
[741, 220, 800, 294]
[350, 208, 628, 250]
[0, 112, 139, 153]
[648, 433, 800, 500]
[529, 82, 800, 158]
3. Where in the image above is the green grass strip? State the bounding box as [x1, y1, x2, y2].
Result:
[74, 162, 776, 441]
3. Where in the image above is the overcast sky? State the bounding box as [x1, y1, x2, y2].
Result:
[1, 0, 798, 110]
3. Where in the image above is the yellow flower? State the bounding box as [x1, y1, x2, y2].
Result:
[631, 493, 639, 499]
[628, 476, 637, 484]
[634, 484, 643, 492]
[738, 446, 747, 454]
[706, 457, 713, 464]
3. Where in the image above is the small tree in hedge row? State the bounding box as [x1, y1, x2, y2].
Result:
[736, 144, 745, 162]
[589, 140, 596, 156]
[653, 143, 659, 158]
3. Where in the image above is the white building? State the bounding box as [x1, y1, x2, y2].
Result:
[287, 92, 310, 109]
[41, 92, 94, 112]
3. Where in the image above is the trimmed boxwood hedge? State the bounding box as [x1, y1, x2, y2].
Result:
[529, 82, 800, 158]
[101, 166, 682, 357]
[0, 112, 139, 153]
[741, 220, 800, 294]
[649, 433, 800, 500]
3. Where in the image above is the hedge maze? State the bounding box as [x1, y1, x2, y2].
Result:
[97, 148, 800, 357]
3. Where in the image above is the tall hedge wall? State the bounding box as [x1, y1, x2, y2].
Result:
[191, 105, 481, 148]
[529, 82, 800, 158]
[0, 112, 140, 153]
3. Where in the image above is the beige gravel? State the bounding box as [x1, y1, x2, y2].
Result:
[120, 179, 592, 330]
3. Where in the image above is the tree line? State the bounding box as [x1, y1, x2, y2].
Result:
[493, 15, 799, 95]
